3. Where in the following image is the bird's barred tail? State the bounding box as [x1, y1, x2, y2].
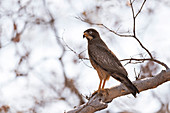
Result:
[111, 74, 139, 97]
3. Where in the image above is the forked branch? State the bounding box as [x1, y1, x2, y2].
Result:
[129, 0, 153, 59]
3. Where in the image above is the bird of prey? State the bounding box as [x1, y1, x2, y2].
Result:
[83, 28, 139, 97]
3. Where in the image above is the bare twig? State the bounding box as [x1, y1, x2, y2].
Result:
[129, 0, 153, 59]
[129, 0, 136, 36]
[121, 58, 169, 70]
[61, 37, 92, 69]
[61, 37, 89, 60]
[135, 0, 147, 18]
[76, 17, 133, 37]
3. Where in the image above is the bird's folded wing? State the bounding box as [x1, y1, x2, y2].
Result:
[89, 44, 127, 76]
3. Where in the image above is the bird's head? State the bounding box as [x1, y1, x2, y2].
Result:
[83, 28, 100, 40]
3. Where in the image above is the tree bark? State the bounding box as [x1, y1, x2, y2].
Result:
[67, 69, 170, 113]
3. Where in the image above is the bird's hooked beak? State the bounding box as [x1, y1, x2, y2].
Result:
[83, 32, 88, 38]
[83, 32, 93, 40]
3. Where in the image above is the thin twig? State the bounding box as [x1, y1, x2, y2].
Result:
[129, 0, 136, 36]
[61, 37, 92, 68]
[76, 17, 133, 37]
[121, 58, 169, 69]
[135, 0, 147, 18]
[129, 0, 153, 59]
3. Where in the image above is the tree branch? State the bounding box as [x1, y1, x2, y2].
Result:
[67, 69, 170, 113]
[120, 58, 169, 70]
[135, 0, 147, 18]
[129, 0, 153, 59]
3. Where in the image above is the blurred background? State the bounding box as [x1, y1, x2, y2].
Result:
[0, 0, 170, 113]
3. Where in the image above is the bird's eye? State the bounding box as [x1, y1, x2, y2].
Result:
[89, 31, 93, 35]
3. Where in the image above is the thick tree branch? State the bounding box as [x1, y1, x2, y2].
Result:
[67, 69, 170, 113]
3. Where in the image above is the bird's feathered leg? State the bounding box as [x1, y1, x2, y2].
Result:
[98, 79, 102, 91]
[102, 79, 106, 89]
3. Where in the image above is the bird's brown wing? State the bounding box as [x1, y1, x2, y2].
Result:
[88, 44, 127, 76]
